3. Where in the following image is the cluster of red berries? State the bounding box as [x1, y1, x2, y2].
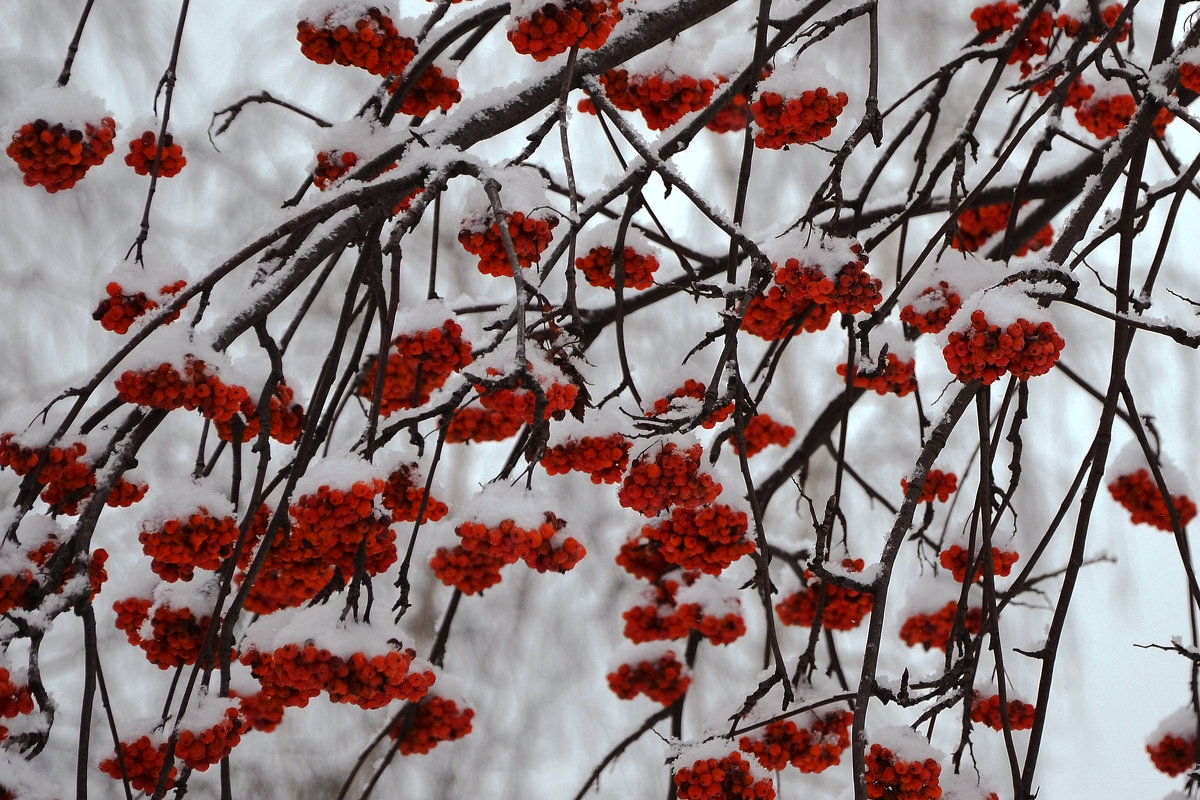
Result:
[313, 149, 357, 190]
[673, 751, 775, 800]
[1147, 731, 1196, 777]
[838, 353, 917, 397]
[125, 130, 186, 177]
[458, 211, 559, 277]
[359, 319, 474, 415]
[0, 667, 34, 742]
[231, 686, 287, 733]
[621, 572, 746, 645]
[1180, 62, 1200, 94]
[618, 442, 721, 517]
[901, 469, 957, 504]
[616, 536, 672, 581]
[738, 708, 853, 773]
[175, 706, 245, 771]
[6, 116, 116, 192]
[742, 251, 880, 340]
[939, 544, 1018, 583]
[380, 462, 449, 523]
[864, 743, 942, 800]
[942, 311, 1065, 384]
[1108, 468, 1198, 531]
[576, 244, 660, 290]
[446, 369, 579, 443]
[1074, 94, 1173, 140]
[706, 84, 753, 133]
[297, 7, 417, 77]
[970, 693, 1035, 731]
[508, 0, 622, 61]
[541, 433, 632, 483]
[950, 203, 1053, 256]
[290, 478, 395, 576]
[242, 641, 434, 710]
[649, 379, 733, 429]
[99, 735, 176, 793]
[607, 650, 690, 705]
[390, 695, 475, 754]
[432, 511, 585, 594]
[1, 537, 108, 614]
[776, 558, 873, 632]
[93, 279, 187, 335]
[899, 601, 984, 652]
[582, 69, 719, 130]
[751, 87, 849, 149]
[391, 65, 462, 116]
[1055, 4, 1130, 42]
[112, 595, 211, 669]
[239, 507, 337, 614]
[732, 414, 795, 458]
[900, 282, 962, 334]
[971, 2, 1054, 66]
[115, 356, 252, 424]
[213, 381, 306, 445]
[139, 508, 239, 582]
[0, 434, 148, 515]
[642, 504, 753, 574]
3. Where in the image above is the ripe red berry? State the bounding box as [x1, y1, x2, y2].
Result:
[751, 87, 849, 149]
[731, 413, 795, 458]
[6, 114, 116, 192]
[970, 692, 1035, 731]
[124, 130, 186, 177]
[838, 352, 917, 397]
[576, 244, 660, 290]
[864, 742, 942, 800]
[939, 544, 1018, 583]
[390, 695, 475, 754]
[607, 649, 690, 705]
[900, 282, 962, 335]
[900, 469, 958, 503]
[542, 433, 632, 483]
[458, 211, 558, 277]
[93, 279, 187, 334]
[618, 441, 721, 517]
[1147, 732, 1196, 777]
[776, 558, 873, 632]
[950, 203, 1053, 255]
[297, 6, 417, 77]
[673, 750, 775, 800]
[1108, 468, 1198, 531]
[508, 0, 622, 61]
[739, 708, 853, 772]
[390, 64, 462, 116]
[586, 68, 720, 130]
[899, 601, 984, 651]
[359, 318, 473, 415]
[942, 310, 1064, 384]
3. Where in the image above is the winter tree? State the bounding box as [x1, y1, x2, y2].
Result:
[2, 1, 1200, 799]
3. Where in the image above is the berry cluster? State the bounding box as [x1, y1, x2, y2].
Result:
[242, 641, 434, 710]
[739, 708, 853, 772]
[585, 69, 719, 130]
[213, 381, 306, 445]
[289, 478, 395, 576]
[731, 414, 795, 458]
[0, 434, 147, 515]
[741, 250, 880, 340]
[838, 353, 917, 397]
[541, 433, 632, 483]
[175, 707, 245, 771]
[1180, 61, 1200, 94]
[618, 442, 721, 517]
[899, 601, 984, 652]
[1075, 94, 1172, 140]
[6, 116, 116, 192]
[1147, 732, 1196, 777]
[240, 511, 339, 614]
[706, 85, 753, 133]
[900, 469, 957, 503]
[972, 2, 1054, 66]
[359, 319, 474, 414]
[576, 244, 660, 290]
[864, 743, 942, 800]
[1056, 4, 1130, 42]
[432, 511, 585, 593]
[115, 356, 252, 424]
[0, 667, 34, 742]
[443, 406, 525, 443]
[616, 536, 672, 581]
[139, 508, 240, 582]
[950, 203, 1053, 256]
[900, 282, 962, 335]
[381, 462, 449, 523]
[621, 572, 745, 645]
[99, 735, 176, 794]
[458, 211, 559, 277]
[231, 686, 287, 733]
[93, 279, 186, 335]
[776, 558, 873, 632]
[124, 130, 186, 177]
[297, 7, 417, 77]
[649, 379, 733, 429]
[970, 693, 1035, 731]
[939, 544, 1018, 583]
[112, 596, 211, 669]
[607, 650, 690, 705]
[391, 65, 462, 116]
[942, 311, 1065, 384]
[312, 149, 357, 190]
[751, 87, 849, 149]
[508, 0, 622, 61]
[390, 695, 475, 754]
[673, 751, 775, 800]
[1108, 468, 1198, 531]
[642, 504, 753, 574]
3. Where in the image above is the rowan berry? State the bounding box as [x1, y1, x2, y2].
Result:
[430, 543, 506, 594]
[970, 692, 1035, 731]
[214, 381, 307, 444]
[1180, 62, 1200, 94]
[775, 252, 881, 315]
[0, 668, 34, 730]
[607, 650, 690, 705]
[124, 130, 185, 177]
[615, 535, 671, 581]
[390, 695, 475, 754]
[899, 601, 983, 652]
[751, 87, 849, 149]
[731, 414, 795, 458]
[622, 577, 692, 643]
[6, 115, 116, 192]
[588, 68, 719, 130]
[93, 279, 186, 334]
[458, 211, 558, 277]
[443, 405, 527, 443]
[390, 65, 462, 116]
[618, 442, 721, 517]
[231, 686, 287, 732]
[942, 310, 1064, 384]
[649, 379, 733, 429]
[312, 149, 357, 190]
[576, 244, 660, 290]
[542, 433, 632, 483]
[706, 82, 757, 134]
[113, 595, 211, 669]
[901, 470, 957, 503]
[297, 6, 417, 77]
[99, 735, 176, 794]
[642, 504, 753, 575]
[1075, 95, 1172, 139]
[864, 742, 942, 800]
[739, 708, 853, 772]
[838, 353, 917, 397]
[950, 203, 1053, 256]
[901, 282, 962, 334]
[673, 751, 775, 800]
[776, 558, 873, 632]
[939, 544, 1018, 583]
[1108, 468, 1198, 531]
[1147, 732, 1196, 777]
[139, 508, 240, 582]
[244, 641, 434, 710]
[115, 356, 252, 424]
[1057, 4, 1130, 42]
[359, 319, 473, 415]
[289, 478, 395, 576]
[740, 285, 834, 340]
[508, 0, 622, 61]
[175, 706, 244, 771]
[380, 462, 448, 523]
[522, 533, 586, 573]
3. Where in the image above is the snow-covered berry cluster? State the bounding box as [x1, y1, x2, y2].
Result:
[648, 379, 733, 429]
[138, 508, 240, 582]
[92, 279, 186, 335]
[673, 751, 775, 800]
[507, 0, 622, 61]
[942, 310, 1064, 384]
[432, 510, 584, 594]
[607, 649, 690, 705]
[297, 6, 417, 77]
[458, 211, 559, 277]
[1108, 468, 1198, 531]
[390, 65, 462, 116]
[641, 504, 753, 575]
[576, 244, 660, 290]
[124, 130, 186, 177]
[742, 247, 880, 340]
[732, 414, 795, 458]
[899, 601, 983, 652]
[950, 203, 1053, 256]
[776, 558, 873, 632]
[541, 433, 632, 483]
[583, 69, 720, 130]
[739, 708, 853, 773]
[6, 115, 116, 192]
[618, 442, 721, 517]
[939, 544, 1018, 583]
[864, 742, 942, 800]
[838, 353, 917, 397]
[900, 282, 962, 335]
[389, 695, 475, 754]
[900, 469, 957, 503]
[751, 87, 849, 149]
[115, 356, 252, 424]
[359, 319, 474, 415]
[970, 693, 1035, 731]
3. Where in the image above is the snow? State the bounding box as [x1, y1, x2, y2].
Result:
[1147, 703, 1197, 743]
[3, 83, 112, 132]
[759, 229, 859, 278]
[291, 450, 390, 497]
[759, 59, 842, 99]
[1108, 441, 1192, 493]
[457, 481, 559, 530]
[138, 479, 236, 528]
[241, 601, 426, 660]
[870, 724, 943, 764]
